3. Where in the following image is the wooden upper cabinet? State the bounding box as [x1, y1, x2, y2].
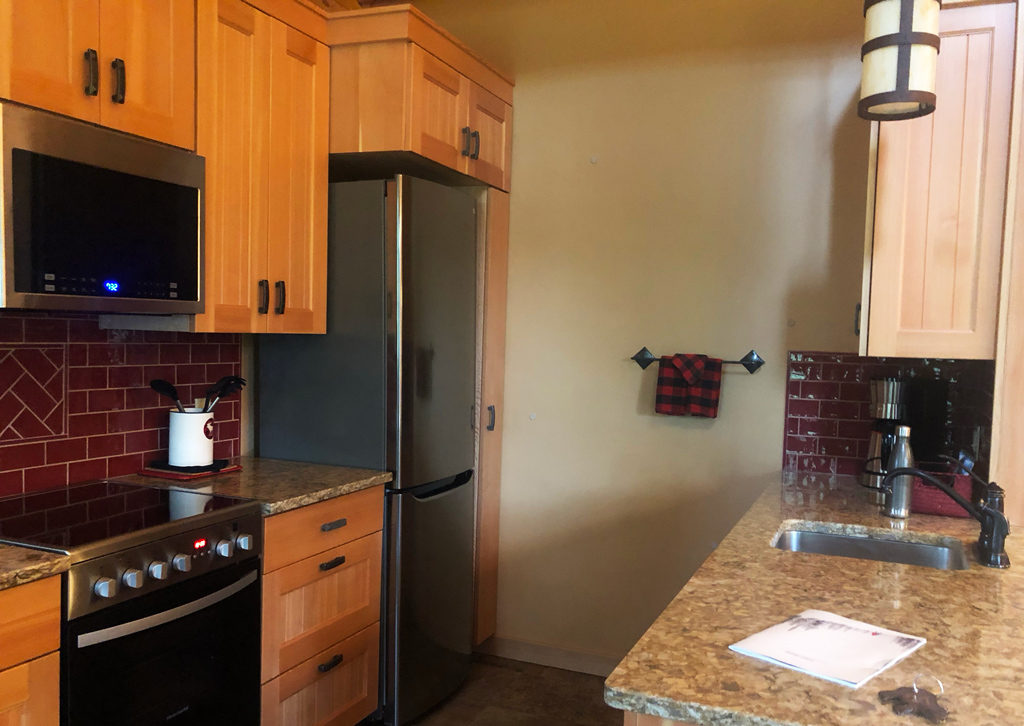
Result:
[98, 0, 196, 149]
[0, 0, 101, 123]
[266, 24, 328, 334]
[194, 0, 271, 334]
[409, 45, 469, 170]
[466, 82, 512, 190]
[328, 5, 514, 191]
[196, 0, 327, 334]
[865, 2, 1014, 359]
[0, 0, 194, 149]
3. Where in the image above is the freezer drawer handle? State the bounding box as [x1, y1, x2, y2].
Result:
[319, 555, 347, 572]
[320, 517, 347, 533]
[317, 653, 344, 673]
[411, 469, 474, 501]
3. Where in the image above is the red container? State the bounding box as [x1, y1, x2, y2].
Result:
[910, 468, 974, 518]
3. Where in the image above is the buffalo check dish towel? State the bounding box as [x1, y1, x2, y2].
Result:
[655, 354, 723, 418]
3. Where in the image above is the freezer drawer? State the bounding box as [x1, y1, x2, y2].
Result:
[385, 471, 475, 724]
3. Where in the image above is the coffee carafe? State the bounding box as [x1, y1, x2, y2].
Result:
[863, 377, 906, 503]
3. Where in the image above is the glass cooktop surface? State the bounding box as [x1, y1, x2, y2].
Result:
[0, 481, 251, 552]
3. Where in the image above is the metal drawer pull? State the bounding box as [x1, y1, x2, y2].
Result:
[487, 405, 496, 431]
[319, 555, 346, 572]
[257, 279, 269, 314]
[84, 49, 98, 96]
[461, 126, 472, 156]
[470, 130, 480, 160]
[320, 517, 347, 532]
[318, 653, 344, 673]
[274, 280, 286, 314]
[111, 58, 126, 103]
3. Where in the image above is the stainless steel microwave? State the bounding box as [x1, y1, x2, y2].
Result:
[0, 102, 204, 314]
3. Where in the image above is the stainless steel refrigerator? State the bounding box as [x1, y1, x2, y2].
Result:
[257, 175, 478, 725]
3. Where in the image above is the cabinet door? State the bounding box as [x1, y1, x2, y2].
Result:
[98, 0, 195, 149]
[262, 532, 382, 682]
[474, 188, 509, 645]
[0, 653, 59, 726]
[266, 24, 328, 334]
[0, 0, 101, 124]
[409, 44, 470, 171]
[467, 83, 512, 191]
[867, 3, 1014, 359]
[194, 0, 272, 334]
[260, 622, 379, 726]
[0, 577, 60, 672]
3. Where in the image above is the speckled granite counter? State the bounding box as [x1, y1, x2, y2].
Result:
[116, 457, 391, 516]
[604, 472, 1024, 726]
[0, 544, 69, 591]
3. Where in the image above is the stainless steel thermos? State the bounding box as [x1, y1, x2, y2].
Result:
[882, 425, 915, 519]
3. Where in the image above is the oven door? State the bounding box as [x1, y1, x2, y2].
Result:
[62, 559, 260, 726]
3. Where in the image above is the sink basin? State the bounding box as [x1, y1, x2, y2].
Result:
[772, 522, 970, 570]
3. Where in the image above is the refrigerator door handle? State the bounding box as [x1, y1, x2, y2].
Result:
[408, 469, 473, 501]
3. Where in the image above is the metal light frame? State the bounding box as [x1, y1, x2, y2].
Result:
[859, 0, 942, 121]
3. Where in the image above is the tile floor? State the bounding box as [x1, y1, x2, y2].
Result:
[410, 655, 622, 726]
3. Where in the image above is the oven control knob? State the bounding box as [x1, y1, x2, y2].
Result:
[93, 577, 118, 599]
[148, 561, 169, 580]
[172, 554, 193, 572]
[121, 568, 144, 589]
[235, 533, 253, 552]
[215, 539, 234, 558]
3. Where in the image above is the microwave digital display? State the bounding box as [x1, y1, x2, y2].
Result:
[11, 148, 199, 303]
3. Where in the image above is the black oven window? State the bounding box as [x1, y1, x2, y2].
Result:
[11, 148, 199, 301]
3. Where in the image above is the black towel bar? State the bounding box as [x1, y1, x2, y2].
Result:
[631, 347, 765, 374]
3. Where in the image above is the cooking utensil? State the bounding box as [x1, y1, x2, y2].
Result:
[204, 375, 246, 413]
[150, 379, 186, 413]
[202, 376, 233, 413]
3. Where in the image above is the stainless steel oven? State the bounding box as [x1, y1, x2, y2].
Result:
[0, 481, 261, 726]
[0, 101, 204, 314]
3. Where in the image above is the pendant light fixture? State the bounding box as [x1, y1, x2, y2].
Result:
[859, 0, 941, 121]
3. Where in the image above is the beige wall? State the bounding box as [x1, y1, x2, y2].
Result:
[417, 0, 868, 670]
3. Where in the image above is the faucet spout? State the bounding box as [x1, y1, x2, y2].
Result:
[881, 467, 1011, 569]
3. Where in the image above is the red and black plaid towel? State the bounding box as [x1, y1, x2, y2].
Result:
[655, 354, 723, 418]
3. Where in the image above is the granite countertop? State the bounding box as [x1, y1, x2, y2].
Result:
[116, 456, 392, 516]
[0, 545, 69, 592]
[604, 472, 1024, 725]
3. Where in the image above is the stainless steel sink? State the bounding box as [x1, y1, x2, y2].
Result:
[772, 523, 970, 570]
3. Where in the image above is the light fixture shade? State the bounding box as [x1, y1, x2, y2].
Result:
[859, 0, 941, 121]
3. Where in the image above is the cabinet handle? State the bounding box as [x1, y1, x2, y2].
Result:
[257, 279, 269, 314]
[111, 58, 126, 104]
[855, 302, 862, 337]
[487, 405, 496, 431]
[470, 130, 480, 160]
[461, 126, 472, 157]
[317, 653, 344, 673]
[319, 555, 347, 572]
[274, 280, 286, 314]
[83, 49, 98, 96]
[320, 517, 347, 532]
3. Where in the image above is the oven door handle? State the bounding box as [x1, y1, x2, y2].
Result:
[76, 570, 258, 649]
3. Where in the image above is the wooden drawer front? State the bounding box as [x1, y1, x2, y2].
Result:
[263, 532, 382, 681]
[0, 578, 60, 671]
[0, 652, 59, 726]
[264, 486, 383, 573]
[261, 622, 379, 726]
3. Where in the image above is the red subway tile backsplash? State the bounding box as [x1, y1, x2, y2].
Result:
[0, 312, 241, 494]
[784, 351, 994, 478]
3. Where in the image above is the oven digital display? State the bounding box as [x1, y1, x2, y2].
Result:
[193, 538, 208, 550]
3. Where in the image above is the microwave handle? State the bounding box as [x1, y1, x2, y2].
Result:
[257, 279, 269, 314]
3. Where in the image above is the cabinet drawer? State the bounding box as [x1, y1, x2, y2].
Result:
[262, 531, 382, 681]
[261, 621, 379, 726]
[264, 486, 383, 573]
[0, 651, 59, 725]
[0, 577, 60, 671]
